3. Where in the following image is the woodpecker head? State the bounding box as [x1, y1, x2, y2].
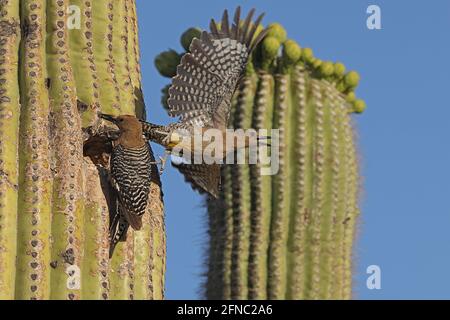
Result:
[99, 113, 145, 147]
[99, 113, 142, 132]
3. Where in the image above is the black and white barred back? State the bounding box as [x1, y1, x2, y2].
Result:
[110, 143, 153, 230]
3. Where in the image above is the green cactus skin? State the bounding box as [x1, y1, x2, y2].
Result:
[214, 66, 359, 300]
[157, 24, 364, 299]
[0, 0, 20, 300]
[0, 0, 165, 300]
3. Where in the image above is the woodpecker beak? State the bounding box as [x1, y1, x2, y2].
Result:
[98, 113, 117, 124]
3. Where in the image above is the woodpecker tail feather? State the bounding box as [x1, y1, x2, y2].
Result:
[109, 203, 130, 258]
[121, 202, 143, 230]
[172, 162, 221, 198]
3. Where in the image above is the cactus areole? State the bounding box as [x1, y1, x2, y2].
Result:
[0, 0, 165, 300]
[156, 18, 364, 300]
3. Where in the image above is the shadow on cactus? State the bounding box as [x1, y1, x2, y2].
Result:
[155, 13, 364, 300]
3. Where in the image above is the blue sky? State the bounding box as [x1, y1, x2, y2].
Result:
[136, 0, 450, 299]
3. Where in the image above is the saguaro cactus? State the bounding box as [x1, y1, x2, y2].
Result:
[156, 22, 364, 299]
[0, 0, 165, 300]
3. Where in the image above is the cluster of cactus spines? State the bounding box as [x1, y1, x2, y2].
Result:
[0, 0, 165, 300]
[0, 0, 21, 299]
[155, 20, 362, 299]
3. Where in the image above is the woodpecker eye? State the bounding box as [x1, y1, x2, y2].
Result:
[119, 118, 124, 122]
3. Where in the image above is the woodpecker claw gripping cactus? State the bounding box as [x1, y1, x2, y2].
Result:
[156, 15, 365, 300]
[0, 0, 165, 300]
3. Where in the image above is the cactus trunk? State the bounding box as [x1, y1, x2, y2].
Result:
[204, 64, 360, 300]
[0, 0, 165, 300]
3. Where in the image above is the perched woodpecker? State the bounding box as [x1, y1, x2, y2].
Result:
[141, 7, 269, 198]
[98, 113, 154, 258]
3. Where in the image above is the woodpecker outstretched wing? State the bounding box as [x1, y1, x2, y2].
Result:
[166, 7, 268, 129]
[172, 162, 221, 198]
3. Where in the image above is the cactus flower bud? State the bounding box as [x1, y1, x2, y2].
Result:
[180, 27, 202, 51]
[154, 49, 181, 78]
[266, 23, 287, 43]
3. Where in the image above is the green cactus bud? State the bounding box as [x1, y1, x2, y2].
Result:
[180, 27, 202, 51]
[320, 61, 334, 77]
[353, 99, 366, 113]
[345, 91, 356, 103]
[261, 36, 281, 70]
[266, 23, 287, 43]
[154, 49, 181, 78]
[282, 39, 302, 65]
[344, 71, 360, 89]
[301, 47, 314, 63]
[334, 62, 346, 78]
[312, 58, 322, 69]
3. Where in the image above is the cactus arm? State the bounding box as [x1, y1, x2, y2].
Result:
[0, 0, 20, 299]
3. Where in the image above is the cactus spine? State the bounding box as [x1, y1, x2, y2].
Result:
[156, 22, 364, 300]
[0, 0, 165, 300]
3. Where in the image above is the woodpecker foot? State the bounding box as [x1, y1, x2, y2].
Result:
[150, 151, 170, 175]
